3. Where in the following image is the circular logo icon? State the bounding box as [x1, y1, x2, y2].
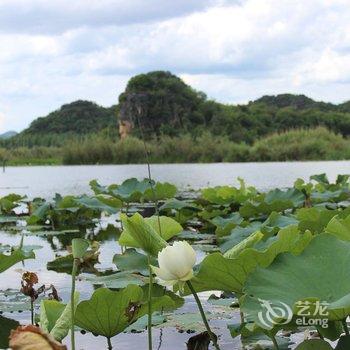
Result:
[257, 299, 293, 328]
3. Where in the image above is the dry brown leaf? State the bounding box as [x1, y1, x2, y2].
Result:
[9, 325, 67, 350]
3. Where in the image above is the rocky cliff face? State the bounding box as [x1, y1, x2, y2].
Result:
[118, 71, 206, 138]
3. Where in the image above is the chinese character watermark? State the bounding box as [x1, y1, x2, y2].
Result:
[257, 299, 329, 329]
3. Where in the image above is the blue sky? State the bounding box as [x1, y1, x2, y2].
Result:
[1, 0, 350, 132]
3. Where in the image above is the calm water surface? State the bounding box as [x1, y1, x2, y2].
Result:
[1, 161, 350, 198]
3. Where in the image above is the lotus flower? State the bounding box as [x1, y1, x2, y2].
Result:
[152, 241, 196, 288]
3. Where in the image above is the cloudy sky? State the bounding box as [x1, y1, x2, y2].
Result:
[1, 0, 350, 132]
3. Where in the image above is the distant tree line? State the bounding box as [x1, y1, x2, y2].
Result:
[1, 70, 350, 151]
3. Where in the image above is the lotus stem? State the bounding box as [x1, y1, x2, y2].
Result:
[342, 318, 349, 335]
[71, 258, 78, 350]
[271, 335, 280, 350]
[107, 337, 113, 350]
[30, 300, 34, 325]
[186, 281, 221, 350]
[148, 254, 153, 350]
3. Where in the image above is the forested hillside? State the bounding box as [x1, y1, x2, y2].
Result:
[5, 71, 350, 146]
[1, 70, 350, 164]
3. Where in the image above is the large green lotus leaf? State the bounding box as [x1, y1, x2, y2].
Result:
[336, 174, 350, 185]
[74, 285, 175, 338]
[159, 199, 200, 224]
[261, 212, 299, 235]
[201, 186, 240, 205]
[145, 215, 183, 241]
[297, 207, 338, 233]
[210, 212, 244, 237]
[223, 231, 263, 259]
[143, 182, 177, 201]
[141, 283, 184, 310]
[0, 194, 24, 214]
[295, 339, 333, 349]
[218, 213, 299, 253]
[242, 234, 350, 327]
[74, 195, 122, 213]
[264, 188, 304, 205]
[185, 226, 312, 294]
[325, 214, 350, 240]
[311, 189, 349, 203]
[40, 292, 79, 341]
[109, 178, 151, 202]
[118, 213, 170, 255]
[240, 189, 304, 218]
[201, 179, 257, 205]
[47, 247, 99, 274]
[40, 300, 66, 333]
[159, 198, 199, 212]
[0, 248, 35, 273]
[90, 179, 109, 195]
[218, 222, 262, 253]
[55, 195, 80, 211]
[27, 202, 51, 225]
[113, 249, 157, 276]
[310, 173, 330, 185]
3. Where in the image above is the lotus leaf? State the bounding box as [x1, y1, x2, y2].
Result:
[0, 248, 35, 273]
[74, 285, 175, 339]
[118, 213, 169, 255]
[210, 212, 244, 237]
[184, 226, 312, 294]
[242, 234, 350, 331]
[113, 248, 157, 275]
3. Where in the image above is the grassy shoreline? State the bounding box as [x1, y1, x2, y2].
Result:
[2, 127, 350, 166]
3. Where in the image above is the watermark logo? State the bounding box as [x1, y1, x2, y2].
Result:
[258, 299, 329, 329]
[258, 299, 293, 328]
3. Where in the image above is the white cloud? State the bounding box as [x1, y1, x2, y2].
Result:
[1, 0, 350, 132]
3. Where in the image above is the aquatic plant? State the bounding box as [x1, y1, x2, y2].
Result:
[1, 174, 350, 349]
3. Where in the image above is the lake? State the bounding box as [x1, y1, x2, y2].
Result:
[1, 161, 350, 198]
[1, 161, 349, 349]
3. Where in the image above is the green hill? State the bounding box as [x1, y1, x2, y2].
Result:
[4, 70, 350, 148]
[0, 131, 17, 139]
[22, 100, 117, 135]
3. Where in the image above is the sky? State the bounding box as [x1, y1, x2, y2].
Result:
[1, 0, 350, 133]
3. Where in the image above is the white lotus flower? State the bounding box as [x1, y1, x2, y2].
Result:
[152, 241, 196, 287]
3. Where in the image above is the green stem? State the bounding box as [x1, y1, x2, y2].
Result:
[107, 337, 113, 350]
[342, 318, 350, 335]
[71, 259, 78, 350]
[186, 281, 221, 350]
[30, 300, 34, 325]
[148, 255, 153, 350]
[271, 335, 280, 350]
